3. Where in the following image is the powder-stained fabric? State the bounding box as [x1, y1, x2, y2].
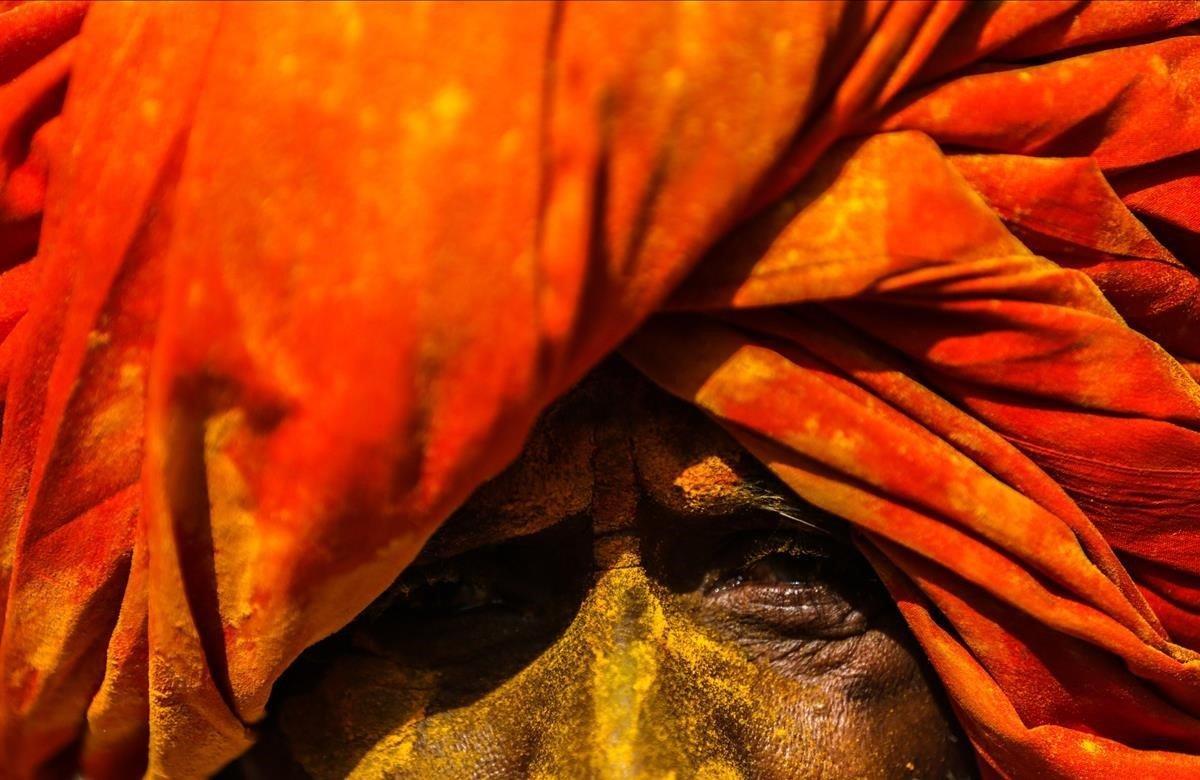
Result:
[0, 1, 1199, 778]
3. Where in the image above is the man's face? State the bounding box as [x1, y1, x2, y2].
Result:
[243, 363, 973, 779]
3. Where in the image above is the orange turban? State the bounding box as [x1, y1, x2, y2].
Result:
[1, 1, 1199, 777]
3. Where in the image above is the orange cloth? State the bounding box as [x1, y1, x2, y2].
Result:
[0, 1, 1199, 777]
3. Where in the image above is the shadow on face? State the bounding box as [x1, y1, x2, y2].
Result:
[232, 360, 976, 779]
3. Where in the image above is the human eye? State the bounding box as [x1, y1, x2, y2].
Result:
[353, 517, 591, 665]
[386, 565, 516, 618]
[702, 528, 881, 640]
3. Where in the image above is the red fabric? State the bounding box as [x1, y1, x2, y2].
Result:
[0, 2, 1199, 778]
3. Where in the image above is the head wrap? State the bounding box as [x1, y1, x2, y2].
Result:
[0, 2, 1199, 777]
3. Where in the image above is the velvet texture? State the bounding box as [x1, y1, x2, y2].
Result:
[0, 1, 1198, 777]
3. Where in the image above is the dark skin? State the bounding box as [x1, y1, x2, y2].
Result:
[235, 362, 975, 779]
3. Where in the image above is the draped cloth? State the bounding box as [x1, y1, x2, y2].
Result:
[0, 1, 1199, 777]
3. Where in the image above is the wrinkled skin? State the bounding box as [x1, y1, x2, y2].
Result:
[234, 363, 974, 779]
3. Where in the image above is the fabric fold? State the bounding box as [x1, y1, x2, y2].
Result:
[1, 2, 1199, 778]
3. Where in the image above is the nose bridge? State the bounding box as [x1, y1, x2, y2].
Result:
[585, 565, 667, 778]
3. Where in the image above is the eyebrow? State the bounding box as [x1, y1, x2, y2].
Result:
[422, 449, 842, 560]
[631, 446, 844, 539]
[720, 475, 839, 538]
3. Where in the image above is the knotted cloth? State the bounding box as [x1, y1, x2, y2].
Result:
[0, 2, 1199, 777]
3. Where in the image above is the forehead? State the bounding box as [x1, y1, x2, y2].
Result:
[420, 360, 770, 558]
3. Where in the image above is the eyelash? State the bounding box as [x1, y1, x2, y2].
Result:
[377, 525, 875, 642]
[390, 533, 833, 609]
[383, 568, 517, 617]
[699, 531, 876, 639]
[705, 533, 832, 594]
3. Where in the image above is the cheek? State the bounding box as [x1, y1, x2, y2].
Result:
[276, 654, 441, 778]
[276, 648, 549, 779]
[736, 625, 968, 779]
